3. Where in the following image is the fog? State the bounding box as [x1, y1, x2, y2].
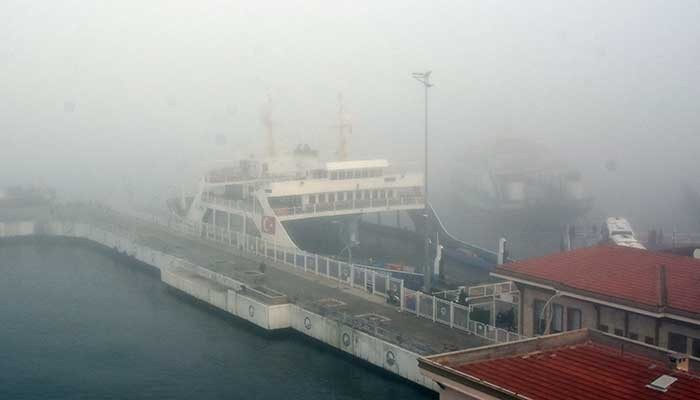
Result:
[2, 1, 700, 249]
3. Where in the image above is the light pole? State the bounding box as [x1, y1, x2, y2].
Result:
[413, 71, 433, 293]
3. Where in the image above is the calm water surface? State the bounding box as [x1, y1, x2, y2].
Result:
[0, 240, 434, 400]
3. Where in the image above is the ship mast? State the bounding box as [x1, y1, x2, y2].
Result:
[335, 93, 352, 161]
[261, 94, 276, 157]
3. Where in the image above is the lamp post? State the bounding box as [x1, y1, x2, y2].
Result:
[413, 71, 433, 293]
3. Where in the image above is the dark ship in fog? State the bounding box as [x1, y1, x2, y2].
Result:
[445, 139, 594, 259]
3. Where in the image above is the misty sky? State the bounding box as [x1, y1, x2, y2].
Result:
[2, 1, 699, 233]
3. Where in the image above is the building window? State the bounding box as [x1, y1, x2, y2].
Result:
[566, 307, 582, 331]
[692, 338, 700, 358]
[668, 332, 688, 354]
[551, 304, 564, 333]
[645, 336, 655, 345]
[598, 324, 609, 333]
[614, 328, 624, 337]
[628, 333, 639, 341]
[533, 300, 546, 335]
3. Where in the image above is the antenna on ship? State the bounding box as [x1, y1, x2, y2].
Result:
[260, 93, 276, 157]
[335, 93, 352, 161]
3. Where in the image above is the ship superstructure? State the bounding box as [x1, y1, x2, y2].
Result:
[183, 146, 425, 256]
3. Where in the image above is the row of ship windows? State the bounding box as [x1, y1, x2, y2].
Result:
[329, 169, 383, 180]
[307, 189, 395, 204]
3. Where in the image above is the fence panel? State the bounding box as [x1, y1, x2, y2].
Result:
[419, 294, 434, 320]
[389, 277, 402, 297]
[340, 263, 352, 284]
[318, 257, 328, 276]
[285, 252, 295, 266]
[435, 298, 452, 326]
[374, 273, 388, 297]
[403, 288, 418, 314]
[353, 267, 366, 289]
[453, 303, 470, 331]
[305, 255, 315, 273]
[328, 260, 340, 280]
[295, 253, 305, 269]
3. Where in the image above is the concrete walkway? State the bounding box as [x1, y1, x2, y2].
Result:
[63, 204, 488, 355]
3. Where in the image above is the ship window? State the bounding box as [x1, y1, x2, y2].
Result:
[387, 189, 394, 198]
[354, 170, 361, 178]
[339, 171, 346, 179]
[379, 190, 385, 199]
[330, 171, 338, 180]
[329, 193, 335, 202]
[309, 195, 316, 204]
[346, 191, 352, 201]
[361, 170, 369, 178]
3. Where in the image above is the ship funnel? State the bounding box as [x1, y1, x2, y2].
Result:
[260, 94, 276, 157]
[335, 93, 352, 161]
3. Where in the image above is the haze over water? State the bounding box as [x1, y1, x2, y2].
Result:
[0, 240, 433, 400]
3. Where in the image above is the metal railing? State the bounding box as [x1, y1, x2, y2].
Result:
[401, 287, 527, 344]
[272, 195, 424, 218]
[200, 193, 260, 214]
[71, 204, 524, 345]
[178, 221, 405, 306]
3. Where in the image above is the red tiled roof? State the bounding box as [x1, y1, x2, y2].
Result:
[456, 342, 700, 400]
[495, 245, 700, 316]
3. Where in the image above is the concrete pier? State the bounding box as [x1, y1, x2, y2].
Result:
[0, 208, 490, 391]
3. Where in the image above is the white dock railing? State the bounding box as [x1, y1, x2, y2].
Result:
[80, 205, 526, 344]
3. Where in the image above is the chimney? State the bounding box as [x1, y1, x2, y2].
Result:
[658, 265, 667, 308]
[669, 353, 689, 372]
[498, 238, 507, 265]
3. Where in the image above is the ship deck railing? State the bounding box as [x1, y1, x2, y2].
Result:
[200, 193, 262, 215]
[273, 195, 424, 217]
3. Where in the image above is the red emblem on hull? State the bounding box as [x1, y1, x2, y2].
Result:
[262, 216, 276, 235]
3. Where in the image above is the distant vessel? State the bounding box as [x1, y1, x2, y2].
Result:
[182, 149, 424, 256]
[449, 138, 594, 230]
[601, 217, 646, 250]
[169, 96, 500, 284]
[0, 186, 55, 208]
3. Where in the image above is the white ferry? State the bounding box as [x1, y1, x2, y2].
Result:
[178, 145, 425, 257]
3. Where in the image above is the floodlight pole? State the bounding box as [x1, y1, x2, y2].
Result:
[413, 71, 433, 293]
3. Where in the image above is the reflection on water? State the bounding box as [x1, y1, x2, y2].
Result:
[0, 240, 434, 400]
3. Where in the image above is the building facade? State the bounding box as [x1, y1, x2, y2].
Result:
[491, 245, 700, 357]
